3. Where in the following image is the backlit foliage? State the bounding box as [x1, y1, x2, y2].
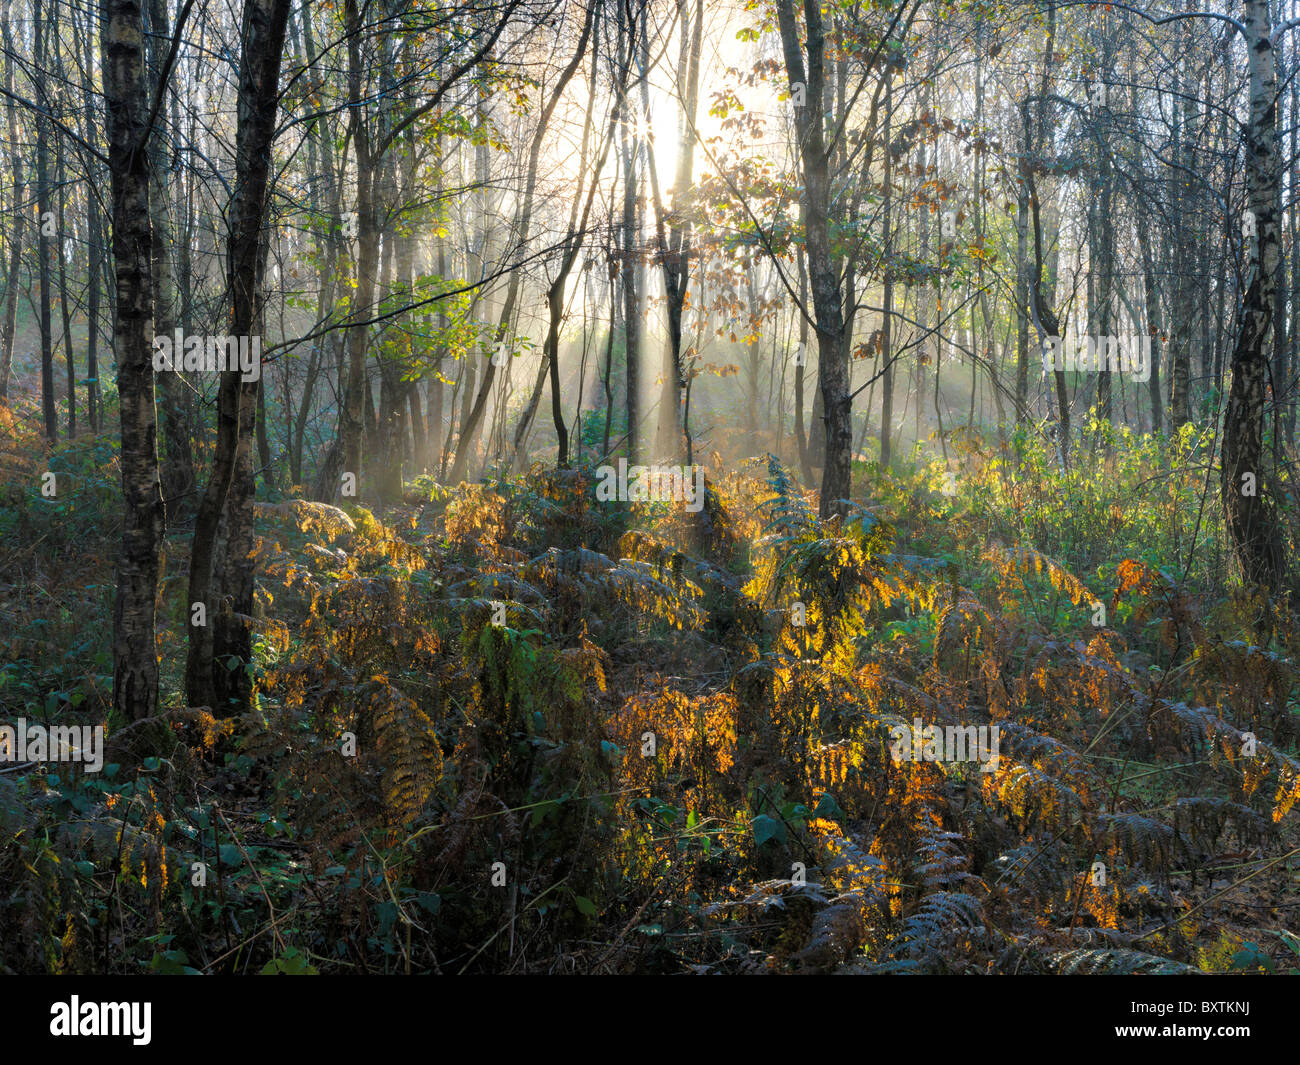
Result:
[4, 429, 1300, 974]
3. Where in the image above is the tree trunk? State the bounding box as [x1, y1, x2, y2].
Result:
[35, 0, 56, 441]
[1169, 15, 1194, 431]
[146, 0, 197, 509]
[0, 4, 22, 405]
[651, 0, 702, 462]
[1014, 152, 1030, 423]
[619, 0, 642, 461]
[82, 1, 103, 432]
[103, 0, 164, 720]
[879, 78, 894, 467]
[449, 5, 593, 483]
[1136, 214, 1165, 434]
[1220, 0, 1288, 592]
[57, 145, 75, 437]
[186, 0, 291, 712]
[776, 0, 850, 518]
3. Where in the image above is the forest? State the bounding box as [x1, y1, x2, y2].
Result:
[0, 0, 1299, 981]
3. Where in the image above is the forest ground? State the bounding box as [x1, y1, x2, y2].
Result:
[3, 396, 1300, 975]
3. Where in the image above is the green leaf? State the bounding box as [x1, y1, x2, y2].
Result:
[150, 949, 201, 975]
[573, 895, 597, 916]
[751, 814, 786, 847]
[375, 900, 399, 936]
[812, 792, 847, 821]
[1274, 930, 1300, 958]
[1229, 942, 1275, 972]
[259, 947, 318, 975]
[531, 799, 561, 826]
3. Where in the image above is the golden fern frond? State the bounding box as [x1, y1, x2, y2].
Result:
[254, 499, 357, 541]
[370, 682, 444, 830]
[983, 541, 1093, 607]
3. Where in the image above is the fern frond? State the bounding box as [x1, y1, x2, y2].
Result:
[1047, 947, 1199, 975]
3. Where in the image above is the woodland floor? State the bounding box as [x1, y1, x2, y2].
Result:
[3, 406, 1300, 974]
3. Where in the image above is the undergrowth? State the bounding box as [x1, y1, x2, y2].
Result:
[3, 419, 1300, 974]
